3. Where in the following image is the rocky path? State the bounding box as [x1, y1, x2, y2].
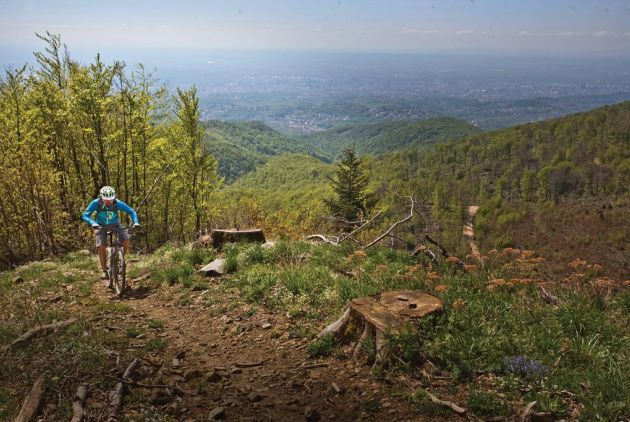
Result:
[90, 277, 450, 421]
[463, 205, 480, 260]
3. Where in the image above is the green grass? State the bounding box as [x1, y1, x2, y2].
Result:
[145, 337, 168, 352]
[148, 319, 164, 329]
[307, 334, 339, 358]
[467, 388, 510, 418]
[216, 240, 629, 421]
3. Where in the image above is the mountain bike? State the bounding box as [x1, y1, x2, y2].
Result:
[103, 226, 132, 297]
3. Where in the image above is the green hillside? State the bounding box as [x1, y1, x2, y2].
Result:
[221, 102, 630, 277]
[368, 101, 630, 276]
[303, 117, 482, 157]
[204, 120, 331, 183]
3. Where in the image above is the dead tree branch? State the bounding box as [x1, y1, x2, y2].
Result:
[305, 234, 339, 245]
[339, 210, 382, 243]
[424, 390, 467, 416]
[4, 316, 103, 355]
[364, 196, 415, 248]
[4, 318, 78, 354]
[106, 358, 140, 422]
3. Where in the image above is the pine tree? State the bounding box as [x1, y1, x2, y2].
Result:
[325, 145, 371, 226]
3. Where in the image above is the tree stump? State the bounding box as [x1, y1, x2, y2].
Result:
[204, 229, 266, 249]
[318, 290, 443, 366]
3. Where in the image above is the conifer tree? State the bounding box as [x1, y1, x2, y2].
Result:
[325, 145, 371, 226]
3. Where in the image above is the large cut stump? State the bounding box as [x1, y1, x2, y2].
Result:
[319, 290, 443, 365]
[210, 229, 265, 249]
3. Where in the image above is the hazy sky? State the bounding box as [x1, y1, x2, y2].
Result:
[1, 0, 630, 57]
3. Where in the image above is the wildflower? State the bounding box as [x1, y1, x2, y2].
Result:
[504, 355, 549, 379]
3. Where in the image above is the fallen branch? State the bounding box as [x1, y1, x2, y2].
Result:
[4, 318, 78, 354]
[412, 244, 437, 262]
[424, 390, 466, 416]
[70, 384, 88, 422]
[424, 235, 452, 258]
[365, 196, 415, 248]
[4, 316, 103, 355]
[540, 286, 560, 305]
[106, 358, 140, 422]
[14, 374, 47, 422]
[305, 234, 339, 245]
[520, 401, 537, 422]
[131, 274, 150, 283]
[104, 375, 171, 390]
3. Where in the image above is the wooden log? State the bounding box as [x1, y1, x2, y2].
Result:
[14, 374, 47, 422]
[210, 229, 265, 249]
[198, 258, 225, 277]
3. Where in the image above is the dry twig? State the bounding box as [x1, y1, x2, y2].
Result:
[424, 390, 466, 415]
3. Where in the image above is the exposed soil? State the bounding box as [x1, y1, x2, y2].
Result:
[71, 275, 459, 421]
[463, 205, 480, 261]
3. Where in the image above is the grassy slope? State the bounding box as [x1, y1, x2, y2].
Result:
[1, 242, 627, 420]
[303, 117, 482, 158]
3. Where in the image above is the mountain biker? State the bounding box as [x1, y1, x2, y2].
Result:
[81, 186, 140, 280]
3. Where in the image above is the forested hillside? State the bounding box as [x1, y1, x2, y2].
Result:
[304, 117, 481, 157]
[205, 120, 330, 183]
[220, 102, 630, 276]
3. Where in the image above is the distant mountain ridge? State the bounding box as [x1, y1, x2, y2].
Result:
[204, 120, 330, 183]
[302, 117, 482, 157]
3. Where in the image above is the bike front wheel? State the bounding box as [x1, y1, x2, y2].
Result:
[112, 249, 126, 297]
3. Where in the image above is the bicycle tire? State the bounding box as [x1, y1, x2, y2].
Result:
[107, 248, 118, 289]
[113, 249, 126, 297]
[107, 247, 115, 289]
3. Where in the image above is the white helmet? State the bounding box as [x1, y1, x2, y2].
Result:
[99, 186, 116, 200]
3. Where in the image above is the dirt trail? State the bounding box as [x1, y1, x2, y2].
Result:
[463, 205, 480, 260]
[90, 277, 452, 421]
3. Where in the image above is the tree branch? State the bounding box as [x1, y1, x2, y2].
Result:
[364, 196, 415, 248]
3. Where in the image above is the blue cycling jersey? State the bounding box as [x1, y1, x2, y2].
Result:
[82, 198, 139, 227]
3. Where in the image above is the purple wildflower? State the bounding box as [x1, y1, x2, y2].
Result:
[504, 355, 549, 379]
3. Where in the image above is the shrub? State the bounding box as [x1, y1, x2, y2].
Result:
[468, 389, 510, 419]
[307, 334, 339, 358]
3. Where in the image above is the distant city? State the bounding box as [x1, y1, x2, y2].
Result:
[3, 49, 630, 133]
